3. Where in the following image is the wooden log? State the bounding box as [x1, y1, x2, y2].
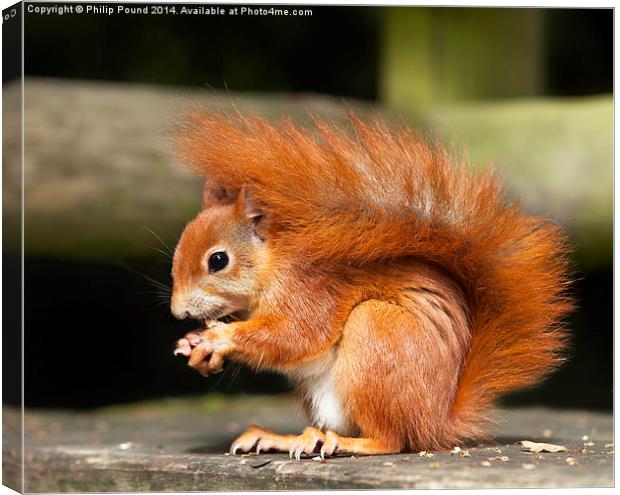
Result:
[3, 78, 379, 260]
[3, 78, 611, 269]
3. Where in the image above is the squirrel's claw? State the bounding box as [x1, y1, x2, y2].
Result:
[288, 427, 325, 461]
[173, 338, 192, 357]
[229, 428, 261, 455]
[319, 430, 339, 458]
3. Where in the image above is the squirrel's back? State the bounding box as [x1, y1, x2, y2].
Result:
[176, 110, 572, 443]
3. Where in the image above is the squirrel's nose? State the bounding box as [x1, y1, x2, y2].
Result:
[171, 306, 186, 320]
[171, 296, 189, 320]
[173, 309, 191, 320]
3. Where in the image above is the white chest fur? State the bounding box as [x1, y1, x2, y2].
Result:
[289, 351, 354, 436]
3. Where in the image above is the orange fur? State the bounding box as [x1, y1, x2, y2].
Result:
[172, 109, 572, 453]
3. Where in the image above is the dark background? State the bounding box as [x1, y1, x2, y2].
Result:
[9, 5, 613, 410]
[20, 7, 612, 95]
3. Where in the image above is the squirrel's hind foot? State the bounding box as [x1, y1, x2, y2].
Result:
[229, 425, 400, 459]
[229, 425, 325, 459]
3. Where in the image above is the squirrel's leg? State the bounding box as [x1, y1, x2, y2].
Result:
[230, 425, 325, 459]
[325, 297, 466, 456]
[320, 431, 399, 457]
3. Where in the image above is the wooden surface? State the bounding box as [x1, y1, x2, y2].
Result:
[4, 394, 614, 491]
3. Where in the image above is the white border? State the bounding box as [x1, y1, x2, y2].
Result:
[0, 2, 615, 495]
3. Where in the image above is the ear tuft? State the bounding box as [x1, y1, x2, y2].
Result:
[202, 184, 236, 208]
[235, 186, 264, 224]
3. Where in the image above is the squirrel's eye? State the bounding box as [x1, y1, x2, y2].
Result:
[208, 251, 229, 273]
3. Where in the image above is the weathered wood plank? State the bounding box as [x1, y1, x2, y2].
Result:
[2, 408, 23, 493]
[8, 395, 614, 491]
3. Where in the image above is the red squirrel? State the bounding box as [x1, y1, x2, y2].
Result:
[171, 110, 572, 458]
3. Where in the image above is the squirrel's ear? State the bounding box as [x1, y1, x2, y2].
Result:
[202, 184, 236, 208]
[235, 186, 264, 224]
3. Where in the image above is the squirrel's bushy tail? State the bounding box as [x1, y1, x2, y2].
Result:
[176, 110, 573, 443]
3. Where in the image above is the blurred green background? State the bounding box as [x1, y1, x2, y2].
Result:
[4, 6, 612, 410]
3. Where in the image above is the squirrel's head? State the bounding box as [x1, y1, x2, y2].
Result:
[170, 186, 267, 322]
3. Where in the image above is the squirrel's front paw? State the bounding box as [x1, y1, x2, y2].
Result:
[175, 323, 236, 376]
[173, 329, 203, 357]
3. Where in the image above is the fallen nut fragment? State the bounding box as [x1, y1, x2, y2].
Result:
[460, 450, 471, 458]
[566, 457, 578, 466]
[518, 440, 566, 453]
[521, 463, 536, 470]
[450, 446, 462, 454]
[480, 461, 491, 467]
